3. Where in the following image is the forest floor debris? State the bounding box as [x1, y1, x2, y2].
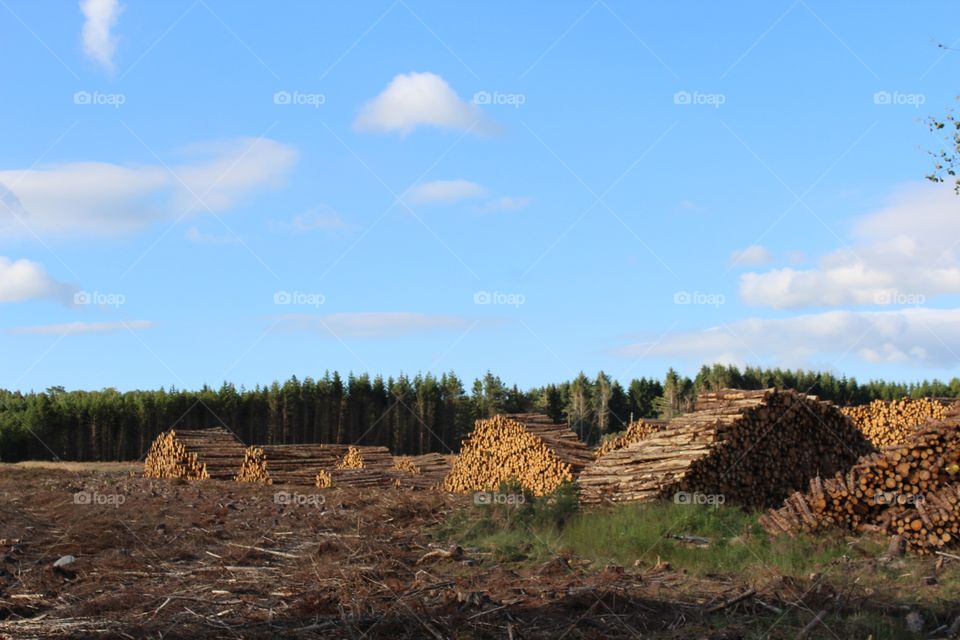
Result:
[0, 464, 958, 638]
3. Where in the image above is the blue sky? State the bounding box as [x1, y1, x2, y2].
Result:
[2, 1, 960, 391]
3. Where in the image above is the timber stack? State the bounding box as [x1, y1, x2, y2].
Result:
[442, 413, 593, 496]
[315, 467, 394, 489]
[595, 419, 668, 459]
[334, 445, 394, 471]
[761, 417, 960, 553]
[143, 427, 246, 480]
[392, 453, 455, 489]
[578, 389, 873, 508]
[235, 444, 349, 485]
[841, 398, 949, 447]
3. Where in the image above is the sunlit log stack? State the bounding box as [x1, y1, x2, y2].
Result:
[578, 389, 873, 508]
[334, 446, 394, 471]
[235, 444, 349, 485]
[143, 427, 246, 480]
[841, 398, 949, 447]
[392, 453, 455, 489]
[441, 413, 593, 496]
[594, 420, 668, 459]
[761, 417, 960, 553]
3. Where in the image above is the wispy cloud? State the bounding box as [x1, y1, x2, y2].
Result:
[0, 137, 298, 239]
[277, 312, 474, 338]
[476, 195, 532, 213]
[730, 244, 773, 267]
[407, 179, 487, 205]
[272, 206, 353, 233]
[11, 320, 154, 335]
[619, 307, 960, 368]
[185, 226, 241, 245]
[80, 0, 124, 72]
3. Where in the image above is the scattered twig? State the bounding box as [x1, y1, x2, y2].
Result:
[705, 588, 756, 614]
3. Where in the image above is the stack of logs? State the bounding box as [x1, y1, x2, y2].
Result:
[761, 417, 960, 553]
[578, 389, 874, 508]
[442, 413, 592, 496]
[841, 398, 949, 447]
[314, 446, 396, 488]
[235, 444, 348, 484]
[333, 446, 393, 471]
[392, 453, 455, 489]
[595, 420, 667, 459]
[143, 427, 246, 480]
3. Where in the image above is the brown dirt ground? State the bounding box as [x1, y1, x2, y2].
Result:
[0, 464, 955, 639]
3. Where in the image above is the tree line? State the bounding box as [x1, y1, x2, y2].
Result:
[1, 364, 959, 462]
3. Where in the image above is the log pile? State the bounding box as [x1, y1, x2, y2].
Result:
[841, 398, 948, 447]
[143, 427, 246, 480]
[442, 413, 592, 496]
[887, 484, 960, 553]
[334, 446, 393, 471]
[315, 468, 394, 489]
[578, 389, 873, 508]
[392, 453, 455, 490]
[595, 420, 667, 459]
[761, 418, 960, 553]
[235, 444, 349, 485]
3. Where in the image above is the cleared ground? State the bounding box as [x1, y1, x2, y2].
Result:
[0, 463, 957, 639]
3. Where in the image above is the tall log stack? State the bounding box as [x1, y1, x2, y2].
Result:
[595, 420, 668, 459]
[442, 413, 592, 496]
[761, 417, 960, 553]
[235, 444, 349, 485]
[841, 398, 949, 446]
[143, 427, 246, 480]
[578, 389, 873, 508]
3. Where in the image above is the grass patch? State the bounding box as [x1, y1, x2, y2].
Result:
[437, 483, 877, 578]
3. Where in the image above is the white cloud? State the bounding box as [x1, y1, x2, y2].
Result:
[80, 0, 123, 72]
[354, 72, 494, 135]
[730, 244, 772, 267]
[619, 307, 960, 369]
[407, 179, 487, 205]
[0, 257, 74, 303]
[11, 320, 154, 335]
[278, 312, 472, 338]
[740, 182, 960, 308]
[0, 137, 297, 238]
